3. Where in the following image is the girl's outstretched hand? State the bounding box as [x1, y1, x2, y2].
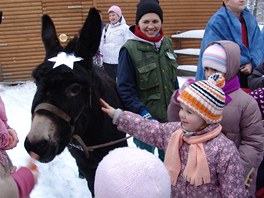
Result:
[27, 152, 40, 184]
[100, 98, 116, 119]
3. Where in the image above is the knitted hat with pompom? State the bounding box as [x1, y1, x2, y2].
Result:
[94, 147, 171, 198]
[178, 73, 226, 124]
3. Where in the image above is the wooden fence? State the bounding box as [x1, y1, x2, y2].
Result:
[0, 0, 221, 82]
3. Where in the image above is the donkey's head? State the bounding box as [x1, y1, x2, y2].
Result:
[24, 8, 104, 162]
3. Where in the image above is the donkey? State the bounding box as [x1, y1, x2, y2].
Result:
[24, 8, 128, 196]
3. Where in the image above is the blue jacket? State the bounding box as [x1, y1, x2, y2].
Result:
[196, 6, 264, 80]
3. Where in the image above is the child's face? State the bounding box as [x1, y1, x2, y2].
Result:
[179, 103, 207, 132]
[108, 12, 120, 25]
[204, 67, 224, 80]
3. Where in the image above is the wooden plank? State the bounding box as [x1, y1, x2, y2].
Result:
[0, 56, 44, 63]
[1, 0, 38, 3]
[171, 30, 205, 39]
[174, 48, 200, 56]
[0, 58, 41, 64]
[177, 65, 197, 77]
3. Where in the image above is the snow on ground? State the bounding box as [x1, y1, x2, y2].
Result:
[0, 76, 190, 197]
[1, 82, 91, 198]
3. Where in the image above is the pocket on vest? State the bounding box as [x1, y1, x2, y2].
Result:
[137, 63, 159, 90]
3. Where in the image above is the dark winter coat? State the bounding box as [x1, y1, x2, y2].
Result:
[248, 63, 264, 91]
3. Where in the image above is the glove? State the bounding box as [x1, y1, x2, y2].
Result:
[174, 78, 195, 102]
[140, 109, 153, 120]
[180, 78, 195, 91]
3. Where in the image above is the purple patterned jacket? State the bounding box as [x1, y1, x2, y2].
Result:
[114, 110, 249, 198]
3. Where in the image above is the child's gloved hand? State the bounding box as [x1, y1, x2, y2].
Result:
[140, 109, 153, 120]
[180, 78, 195, 93]
[245, 168, 254, 191]
[6, 128, 19, 149]
[27, 152, 39, 184]
[174, 78, 195, 102]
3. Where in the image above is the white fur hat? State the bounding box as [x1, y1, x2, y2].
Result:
[94, 147, 171, 198]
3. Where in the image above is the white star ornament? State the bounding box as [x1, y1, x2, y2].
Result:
[48, 52, 83, 69]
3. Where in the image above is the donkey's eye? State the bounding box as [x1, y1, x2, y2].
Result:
[46, 91, 52, 97]
[65, 83, 81, 97]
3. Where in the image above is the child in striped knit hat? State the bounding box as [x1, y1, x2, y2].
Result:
[100, 73, 248, 198]
[168, 40, 264, 197]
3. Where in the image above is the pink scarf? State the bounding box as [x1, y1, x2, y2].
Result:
[164, 124, 222, 186]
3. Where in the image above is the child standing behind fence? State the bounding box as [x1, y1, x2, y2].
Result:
[100, 73, 249, 197]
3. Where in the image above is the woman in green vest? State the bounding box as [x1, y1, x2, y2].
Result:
[116, 0, 179, 160]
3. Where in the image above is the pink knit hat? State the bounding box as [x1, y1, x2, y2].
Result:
[94, 147, 171, 198]
[202, 43, 227, 74]
[108, 5, 122, 17]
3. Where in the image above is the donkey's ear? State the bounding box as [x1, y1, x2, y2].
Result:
[41, 15, 63, 59]
[75, 8, 102, 59]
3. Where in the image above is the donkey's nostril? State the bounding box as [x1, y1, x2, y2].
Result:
[24, 137, 48, 155]
[38, 140, 48, 149]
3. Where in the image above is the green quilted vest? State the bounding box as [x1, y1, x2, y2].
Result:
[123, 37, 178, 122]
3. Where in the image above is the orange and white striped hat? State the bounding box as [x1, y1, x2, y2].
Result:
[178, 73, 226, 124]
